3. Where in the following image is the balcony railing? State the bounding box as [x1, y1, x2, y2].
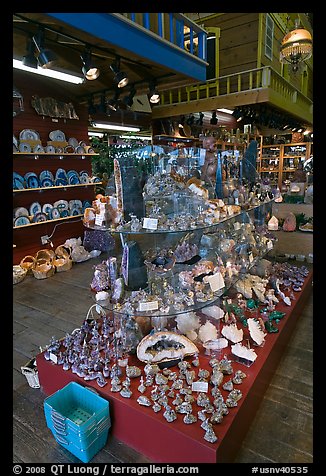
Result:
[157, 66, 312, 123]
[119, 13, 207, 62]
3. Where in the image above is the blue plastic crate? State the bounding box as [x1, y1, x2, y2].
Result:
[44, 382, 110, 462]
[52, 425, 109, 463]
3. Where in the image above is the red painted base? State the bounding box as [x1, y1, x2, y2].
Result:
[36, 271, 313, 463]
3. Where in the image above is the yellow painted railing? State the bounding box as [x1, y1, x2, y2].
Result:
[159, 66, 312, 122]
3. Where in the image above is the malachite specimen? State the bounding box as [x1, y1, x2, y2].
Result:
[268, 310, 286, 321]
[265, 321, 279, 333]
[246, 298, 258, 309]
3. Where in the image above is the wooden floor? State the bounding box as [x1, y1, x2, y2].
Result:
[13, 256, 313, 464]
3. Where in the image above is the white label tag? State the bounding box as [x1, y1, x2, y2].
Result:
[267, 240, 273, 250]
[192, 381, 208, 393]
[249, 252, 254, 263]
[143, 217, 158, 230]
[138, 301, 159, 312]
[95, 214, 104, 226]
[204, 272, 225, 292]
[49, 352, 58, 364]
[234, 222, 241, 230]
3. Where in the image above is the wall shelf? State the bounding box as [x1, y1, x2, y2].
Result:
[13, 214, 83, 229]
[13, 182, 102, 193]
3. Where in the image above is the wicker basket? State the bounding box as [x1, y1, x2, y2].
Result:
[55, 244, 72, 258]
[35, 249, 55, 262]
[53, 256, 73, 272]
[13, 265, 28, 284]
[32, 258, 55, 279]
[20, 255, 36, 274]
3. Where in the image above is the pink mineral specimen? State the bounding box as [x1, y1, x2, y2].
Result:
[282, 212, 296, 232]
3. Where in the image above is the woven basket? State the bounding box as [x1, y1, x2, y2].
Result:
[13, 265, 28, 284]
[55, 244, 72, 258]
[32, 258, 55, 279]
[20, 255, 36, 274]
[53, 256, 73, 272]
[35, 249, 55, 262]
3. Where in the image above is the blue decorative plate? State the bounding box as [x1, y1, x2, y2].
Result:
[14, 207, 29, 218]
[32, 212, 48, 223]
[19, 142, 32, 153]
[42, 203, 54, 216]
[82, 200, 92, 211]
[24, 172, 40, 189]
[67, 170, 80, 185]
[39, 170, 54, 182]
[41, 178, 54, 188]
[55, 168, 68, 186]
[29, 202, 42, 216]
[13, 172, 26, 190]
[69, 199, 83, 210]
[70, 206, 82, 216]
[49, 130, 66, 142]
[14, 216, 31, 227]
[53, 199, 69, 210]
[59, 208, 70, 218]
[50, 207, 61, 220]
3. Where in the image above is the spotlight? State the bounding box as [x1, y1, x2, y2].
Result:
[110, 58, 128, 88]
[107, 89, 121, 111]
[32, 29, 57, 68]
[210, 111, 218, 125]
[149, 81, 160, 104]
[81, 49, 100, 80]
[122, 85, 136, 108]
[22, 37, 38, 69]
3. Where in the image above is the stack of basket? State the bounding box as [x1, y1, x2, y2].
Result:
[43, 382, 110, 462]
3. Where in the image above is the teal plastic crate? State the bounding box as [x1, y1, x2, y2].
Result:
[44, 382, 110, 462]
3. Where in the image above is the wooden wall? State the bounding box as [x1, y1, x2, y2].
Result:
[13, 70, 94, 264]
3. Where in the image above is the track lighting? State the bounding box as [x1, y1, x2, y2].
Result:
[122, 85, 136, 108]
[22, 37, 38, 69]
[210, 111, 218, 125]
[81, 49, 100, 80]
[32, 28, 57, 68]
[110, 57, 128, 88]
[107, 89, 121, 112]
[149, 81, 160, 104]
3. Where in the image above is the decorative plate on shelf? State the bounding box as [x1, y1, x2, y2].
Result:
[50, 207, 61, 220]
[19, 142, 32, 153]
[45, 145, 56, 154]
[53, 199, 69, 210]
[49, 130, 66, 142]
[75, 145, 86, 154]
[42, 203, 54, 216]
[13, 172, 26, 190]
[29, 202, 42, 216]
[24, 172, 40, 189]
[39, 170, 54, 182]
[41, 178, 54, 188]
[69, 199, 83, 210]
[33, 144, 45, 153]
[19, 129, 40, 141]
[67, 170, 80, 185]
[55, 168, 68, 186]
[68, 137, 79, 148]
[14, 207, 29, 218]
[82, 200, 92, 211]
[70, 206, 82, 216]
[59, 208, 70, 218]
[14, 216, 31, 227]
[32, 212, 48, 223]
[79, 174, 90, 184]
[79, 141, 87, 148]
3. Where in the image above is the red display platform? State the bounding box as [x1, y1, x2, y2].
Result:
[36, 270, 313, 463]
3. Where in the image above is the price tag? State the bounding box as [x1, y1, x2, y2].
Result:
[248, 252, 254, 263]
[143, 217, 158, 230]
[49, 352, 58, 364]
[95, 214, 104, 226]
[267, 240, 273, 250]
[192, 381, 208, 393]
[204, 272, 225, 292]
[138, 301, 159, 312]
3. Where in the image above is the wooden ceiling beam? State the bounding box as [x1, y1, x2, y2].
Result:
[151, 88, 270, 118]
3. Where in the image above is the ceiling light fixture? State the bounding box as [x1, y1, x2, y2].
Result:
[217, 108, 234, 114]
[92, 122, 140, 132]
[107, 89, 121, 112]
[22, 36, 38, 69]
[280, 18, 313, 72]
[110, 57, 128, 88]
[13, 59, 84, 84]
[210, 111, 218, 125]
[149, 81, 160, 104]
[32, 28, 57, 68]
[122, 85, 136, 108]
[81, 48, 100, 80]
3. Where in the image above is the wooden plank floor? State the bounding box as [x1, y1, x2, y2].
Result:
[13, 256, 313, 464]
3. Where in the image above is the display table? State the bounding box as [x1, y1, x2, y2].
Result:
[36, 270, 313, 463]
